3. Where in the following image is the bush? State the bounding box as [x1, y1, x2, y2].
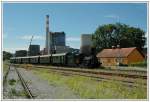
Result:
[129, 61, 147, 67]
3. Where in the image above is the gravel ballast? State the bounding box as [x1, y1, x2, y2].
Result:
[3, 66, 27, 99]
[18, 68, 80, 99]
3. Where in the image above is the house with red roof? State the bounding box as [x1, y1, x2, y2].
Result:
[96, 47, 145, 66]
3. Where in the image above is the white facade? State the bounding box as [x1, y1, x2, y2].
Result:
[80, 34, 93, 55]
[81, 34, 92, 47]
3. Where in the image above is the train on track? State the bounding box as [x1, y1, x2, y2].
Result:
[10, 52, 100, 68]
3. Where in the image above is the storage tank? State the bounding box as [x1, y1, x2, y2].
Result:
[80, 34, 92, 55]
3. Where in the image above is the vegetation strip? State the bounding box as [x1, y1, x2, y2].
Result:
[14, 64, 147, 86]
[50, 67, 147, 79]
[3, 64, 11, 86]
[32, 68, 147, 99]
[29, 65, 147, 79]
[34, 65, 147, 78]
[13, 64, 147, 76]
[48, 69, 147, 87]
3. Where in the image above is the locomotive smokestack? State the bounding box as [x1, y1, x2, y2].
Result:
[46, 15, 50, 54]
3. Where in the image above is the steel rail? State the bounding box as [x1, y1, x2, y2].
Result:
[13, 64, 147, 86]
[33, 65, 147, 79]
[14, 66, 34, 99]
[50, 69, 147, 87]
[12, 64, 147, 77]
[3, 64, 11, 86]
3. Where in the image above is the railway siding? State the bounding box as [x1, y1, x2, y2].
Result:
[13, 64, 147, 86]
[34, 65, 147, 77]
[31, 67, 147, 99]
[17, 67, 80, 99]
[27, 65, 147, 80]
[5, 64, 147, 99]
[3, 65, 28, 99]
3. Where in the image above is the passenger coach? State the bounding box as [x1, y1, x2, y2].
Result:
[10, 52, 77, 67]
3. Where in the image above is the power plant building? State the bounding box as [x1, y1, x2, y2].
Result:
[45, 15, 68, 54]
[51, 32, 65, 46]
[29, 45, 40, 56]
[80, 34, 93, 55]
[15, 50, 27, 57]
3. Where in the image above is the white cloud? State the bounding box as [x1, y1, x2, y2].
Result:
[66, 37, 80, 42]
[20, 35, 45, 40]
[105, 15, 120, 21]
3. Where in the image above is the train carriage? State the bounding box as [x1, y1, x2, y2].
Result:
[10, 52, 99, 68]
[29, 56, 39, 64]
[15, 57, 22, 64]
[39, 55, 51, 64]
[52, 53, 67, 66]
[21, 57, 30, 64]
[66, 53, 77, 67]
[10, 57, 16, 63]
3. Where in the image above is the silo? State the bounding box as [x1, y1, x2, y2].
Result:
[80, 34, 92, 55]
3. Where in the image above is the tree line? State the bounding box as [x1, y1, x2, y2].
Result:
[92, 23, 146, 52]
[3, 51, 13, 61]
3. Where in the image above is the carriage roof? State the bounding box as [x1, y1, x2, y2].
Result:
[10, 53, 70, 59]
[40, 53, 68, 57]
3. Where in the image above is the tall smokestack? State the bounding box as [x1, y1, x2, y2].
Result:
[46, 15, 49, 54]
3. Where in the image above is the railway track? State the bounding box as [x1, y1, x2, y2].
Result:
[12, 64, 147, 78]
[14, 64, 147, 87]
[3, 64, 34, 99]
[14, 66, 34, 99]
[33, 65, 147, 79]
[55, 67, 147, 79]
[49, 68, 147, 87]
[3, 65, 11, 86]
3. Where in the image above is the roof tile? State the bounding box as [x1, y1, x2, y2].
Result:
[96, 47, 137, 58]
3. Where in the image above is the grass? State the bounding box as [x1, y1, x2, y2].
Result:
[9, 79, 16, 86]
[32, 68, 147, 99]
[3, 60, 10, 75]
[129, 61, 147, 68]
[10, 88, 28, 97]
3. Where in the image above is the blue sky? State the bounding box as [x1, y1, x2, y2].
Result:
[3, 3, 147, 53]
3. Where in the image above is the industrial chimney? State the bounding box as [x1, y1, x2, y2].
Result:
[46, 15, 49, 54]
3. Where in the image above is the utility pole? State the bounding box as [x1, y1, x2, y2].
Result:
[28, 35, 34, 56]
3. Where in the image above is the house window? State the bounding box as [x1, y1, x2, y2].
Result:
[116, 58, 123, 63]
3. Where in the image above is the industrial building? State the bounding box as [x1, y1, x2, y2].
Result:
[15, 50, 27, 57]
[50, 31, 66, 53]
[80, 34, 93, 55]
[51, 32, 65, 46]
[44, 15, 69, 54]
[28, 45, 40, 56]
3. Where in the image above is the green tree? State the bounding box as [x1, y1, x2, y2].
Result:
[3, 51, 13, 61]
[92, 23, 146, 52]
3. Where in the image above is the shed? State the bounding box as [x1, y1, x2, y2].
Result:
[96, 47, 145, 66]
